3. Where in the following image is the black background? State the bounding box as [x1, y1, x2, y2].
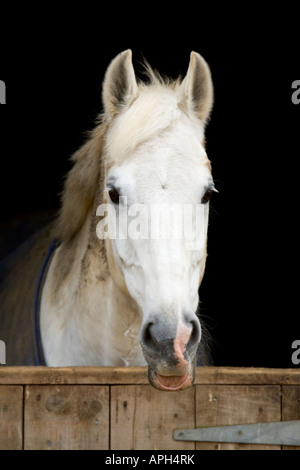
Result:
[0, 6, 299, 368]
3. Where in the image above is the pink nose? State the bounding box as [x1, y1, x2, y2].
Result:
[173, 321, 194, 367]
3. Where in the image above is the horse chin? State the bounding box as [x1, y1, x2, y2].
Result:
[148, 365, 195, 392]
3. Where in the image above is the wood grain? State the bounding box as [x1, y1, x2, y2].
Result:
[0, 385, 23, 450]
[111, 385, 195, 450]
[0, 366, 299, 385]
[1, 368, 300, 450]
[24, 385, 109, 450]
[195, 385, 281, 450]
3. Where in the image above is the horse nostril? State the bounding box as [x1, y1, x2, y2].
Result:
[141, 322, 155, 349]
[187, 320, 201, 350]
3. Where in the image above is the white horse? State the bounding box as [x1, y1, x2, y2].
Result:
[40, 50, 215, 391]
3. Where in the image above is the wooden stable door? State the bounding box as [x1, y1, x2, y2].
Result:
[0, 367, 299, 450]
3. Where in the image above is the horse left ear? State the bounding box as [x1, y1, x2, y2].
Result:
[102, 49, 139, 118]
[179, 51, 214, 125]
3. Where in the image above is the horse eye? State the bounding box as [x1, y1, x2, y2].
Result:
[108, 188, 120, 204]
[202, 189, 213, 204]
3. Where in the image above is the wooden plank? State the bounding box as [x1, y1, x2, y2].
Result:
[1, 366, 300, 385]
[111, 385, 195, 450]
[195, 385, 281, 450]
[24, 385, 109, 450]
[0, 366, 149, 385]
[0, 385, 23, 450]
[282, 386, 300, 450]
[195, 367, 300, 385]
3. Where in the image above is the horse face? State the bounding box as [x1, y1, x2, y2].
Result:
[101, 50, 214, 390]
[104, 122, 214, 391]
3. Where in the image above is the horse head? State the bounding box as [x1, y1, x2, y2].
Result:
[100, 50, 215, 390]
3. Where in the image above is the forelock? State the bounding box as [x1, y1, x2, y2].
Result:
[105, 82, 182, 164]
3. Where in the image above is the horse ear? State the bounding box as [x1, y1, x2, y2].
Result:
[102, 49, 138, 117]
[179, 51, 214, 125]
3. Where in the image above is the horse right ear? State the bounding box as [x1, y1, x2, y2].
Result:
[179, 51, 214, 126]
[102, 50, 138, 118]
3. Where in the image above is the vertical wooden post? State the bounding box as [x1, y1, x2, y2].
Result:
[110, 385, 195, 450]
[0, 386, 23, 449]
[24, 385, 109, 450]
[195, 385, 281, 450]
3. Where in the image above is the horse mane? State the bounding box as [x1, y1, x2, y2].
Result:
[55, 121, 107, 243]
[140, 59, 181, 90]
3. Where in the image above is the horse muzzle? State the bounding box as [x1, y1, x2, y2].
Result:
[140, 313, 201, 391]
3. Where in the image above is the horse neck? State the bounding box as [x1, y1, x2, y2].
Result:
[41, 209, 144, 366]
